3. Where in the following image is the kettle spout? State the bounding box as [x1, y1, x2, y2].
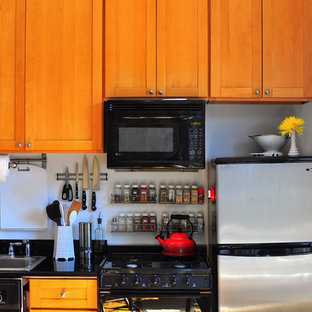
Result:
[155, 234, 165, 247]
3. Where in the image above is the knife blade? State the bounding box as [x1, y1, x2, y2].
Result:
[82, 156, 89, 210]
[91, 156, 100, 211]
[75, 162, 79, 200]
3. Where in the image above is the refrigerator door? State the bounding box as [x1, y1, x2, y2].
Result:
[216, 162, 312, 244]
[218, 253, 312, 312]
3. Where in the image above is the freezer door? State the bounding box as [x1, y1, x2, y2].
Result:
[216, 163, 312, 244]
[218, 254, 312, 312]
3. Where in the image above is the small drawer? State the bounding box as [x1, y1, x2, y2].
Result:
[29, 278, 97, 309]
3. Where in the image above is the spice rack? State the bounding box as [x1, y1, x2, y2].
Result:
[110, 194, 157, 204]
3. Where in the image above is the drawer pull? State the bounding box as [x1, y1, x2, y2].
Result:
[61, 291, 67, 298]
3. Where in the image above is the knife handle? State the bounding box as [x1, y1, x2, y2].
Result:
[75, 182, 79, 200]
[91, 191, 96, 211]
[82, 190, 87, 210]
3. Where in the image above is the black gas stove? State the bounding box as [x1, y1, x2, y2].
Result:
[99, 252, 211, 291]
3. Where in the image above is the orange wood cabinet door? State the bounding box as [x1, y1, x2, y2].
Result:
[263, 0, 312, 98]
[210, 0, 262, 98]
[25, 0, 103, 152]
[29, 278, 97, 310]
[157, 0, 208, 97]
[0, 0, 25, 152]
[105, 0, 157, 97]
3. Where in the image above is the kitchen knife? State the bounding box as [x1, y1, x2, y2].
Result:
[75, 162, 79, 199]
[91, 156, 100, 211]
[82, 156, 89, 210]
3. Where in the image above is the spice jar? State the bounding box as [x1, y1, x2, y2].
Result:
[188, 213, 195, 232]
[197, 212, 204, 232]
[134, 213, 141, 232]
[161, 212, 169, 232]
[123, 184, 130, 203]
[191, 185, 199, 204]
[180, 213, 188, 232]
[111, 217, 118, 232]
[168, 185, 175, 203]
[141, 213, 149, 231]
[114, 184, 122, 203]
[175, 185, 183, 204]
[118, 213, 126, 232]
[183, 185, 191, 203]
[149, 212, 157, 231]
[131, 184, 139, 202]
[148, 184, 156, 202]
[126, 212, 134, 232]
[140, 184, 148, 203]
[159, 185, 167, 203]
[198, 188, 204, 204]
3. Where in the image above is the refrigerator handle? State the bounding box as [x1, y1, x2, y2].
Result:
[208, 187, 216, 202]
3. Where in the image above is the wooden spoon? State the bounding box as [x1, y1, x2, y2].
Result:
[67, 200, 82, 226]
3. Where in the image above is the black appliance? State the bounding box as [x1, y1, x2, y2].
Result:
[105, 100, 205, 170]
[0, 279, 22, 312]
[99, 252, 212, 312]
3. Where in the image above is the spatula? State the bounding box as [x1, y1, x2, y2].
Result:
[46, 200, 62, 226]
[67, 200, 82, 226]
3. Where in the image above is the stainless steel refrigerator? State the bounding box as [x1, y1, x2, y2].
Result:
[214, 158, 312, 312]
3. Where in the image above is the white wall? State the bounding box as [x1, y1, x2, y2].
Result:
[1, 103, 308, 246]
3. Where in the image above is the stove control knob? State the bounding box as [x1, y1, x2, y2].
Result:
[135, 275, 142, 286]
[171, 275, 179, 286]
[152, 275, 160, 286]
[121, 275, 128, 285]
[184, 275, 192, 286]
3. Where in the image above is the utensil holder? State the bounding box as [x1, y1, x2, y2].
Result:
[53, 226, 75, 260]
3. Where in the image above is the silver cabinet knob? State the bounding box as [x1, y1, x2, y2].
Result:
[159, 90, 164, 95]
[27, 142, 32, 147]
[61, 291, 67, 298]
[265, 90, 270, 95]
[17, 143, 22, 148]
[149, 90, 154, 95]
[255, 90, 260, 95]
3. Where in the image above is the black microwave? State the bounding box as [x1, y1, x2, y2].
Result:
[104, 100, 205, 170]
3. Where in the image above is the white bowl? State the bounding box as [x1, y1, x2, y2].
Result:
[249, 134, 287, 153]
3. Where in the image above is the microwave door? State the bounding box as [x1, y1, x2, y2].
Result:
[108, 117, 189, 168]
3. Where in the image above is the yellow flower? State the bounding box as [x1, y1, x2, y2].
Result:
[278, 116, 305, 137]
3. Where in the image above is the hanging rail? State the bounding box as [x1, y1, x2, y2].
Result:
[9, 153, 47, 169]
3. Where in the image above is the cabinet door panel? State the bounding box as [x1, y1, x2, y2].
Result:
[105, 0, 156, 97]
[263, 0, 312, 98]
[0, 0, 24, 151]
[157, 0, 208, 97]
[25, 0, 102, 152]
[210, 0, 262, 98]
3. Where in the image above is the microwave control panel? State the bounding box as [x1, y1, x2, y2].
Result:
[189, 121, 204, 164]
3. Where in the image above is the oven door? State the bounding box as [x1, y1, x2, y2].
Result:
[0, 279, 22, 312]
[100, 290, 212, 312]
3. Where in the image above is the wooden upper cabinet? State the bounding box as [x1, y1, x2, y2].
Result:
[210, 0, 262, 98]
[105, 0, 157, 97]
[105, 0, 208, 98]
[25, 0, 103, 152]
[0, 0, 25, 151]
[157, 0, 208, 97]
[263, 0, 312, 98]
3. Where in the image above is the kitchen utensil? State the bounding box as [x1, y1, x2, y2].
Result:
[91, 156, 100, 211]
[61, 167, 73, 201]
[82, 156, 89, 210]
[155, 214, 196, 257]
[68, 210, 77, 226]
[66, 200, 82, 226]
[46, 200, 62, 226]
[59, 202, 65, 226]
[75, 162, 79, 200]
[79, 222, 92, 260]
[249, 134, 287, 155]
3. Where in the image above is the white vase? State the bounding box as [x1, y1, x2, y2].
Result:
[288, 131, 299, 157]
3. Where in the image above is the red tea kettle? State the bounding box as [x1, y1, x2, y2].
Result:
[155, 214, 196, 257]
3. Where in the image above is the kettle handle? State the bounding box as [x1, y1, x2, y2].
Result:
[166, 214, 194, 239]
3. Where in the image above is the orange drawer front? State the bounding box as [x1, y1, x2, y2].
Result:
[29, 279, 98, 309]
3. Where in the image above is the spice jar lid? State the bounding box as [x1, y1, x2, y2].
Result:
[142, 212, 148, 216]
[123, 184, 130, 188]
[140, 184, 147, 188]
[162, 212, 169, 217]
[183, 185, 190, 189]
[192, 185, 198, 189]
[132, 184, 139, 188]
[150, 212, 156, 216]
[160, 184, 167, 188]
[176, 185, 182, 189]
[134, 212, 141, 217]
[168, 185, 175, 188]
[119, 212, 126, 217]
[189, 212, 195, 217]
[197, 212, 203, 217]
[149, 184, 155, 188]
[115, 184, 122, 188]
